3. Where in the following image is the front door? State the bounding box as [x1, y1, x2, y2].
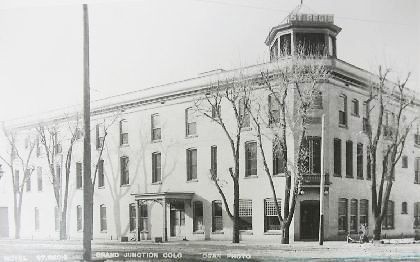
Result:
[170, 201, 185, 237]
[300, 201, 319, 240]
[0, 207, 9, 238]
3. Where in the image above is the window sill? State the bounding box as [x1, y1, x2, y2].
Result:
[382, 227, 394, 230]
[357, 177, 364, 180]
[345, 175, 354, 179]
[211, 231, 224, 235]
[193, 231, 204, 235]
[151, 139, 162, 144]
[185, 134, 198, 139]
[100, 230, 107, 233]
[152, 181, 162, 185]
[186, 179, 198, 183]
[97, 186, 105, 189]
[338, 124, 348, 129]
[273, 173, 286, 177]
[264, 231, 281, 235]
[401, 212, 408, 215]
[120, 184, 131, 187]
[333, 174, 341, 177]
[244, 175, 258, 179]
[239, 230, 253, 235]
[351, 113, 359, 118]
[120, 144, 129, 148]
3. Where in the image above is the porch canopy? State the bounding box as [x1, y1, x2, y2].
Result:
[131, 192, 194, 241]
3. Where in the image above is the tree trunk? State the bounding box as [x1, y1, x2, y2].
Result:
[373, 217, 382, 240]
[232, 179, 240, 243]
[281, 224, 290, 244]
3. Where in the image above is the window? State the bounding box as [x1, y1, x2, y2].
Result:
[273, 140, 286, 175]
[36, 137, 41, 157]
[245, 141, 257, 177]
[211, 105, 221, 119]
[328, 35, 336, 57]
[338, 198, 348, 233]
[268, 94, 280, 125]
[359, 199, 368, 226]
[54, 132, 62, 154]
[76, 205, 82, 231]
[186, 148, 197, 181]
[302, 137, 322, 174]
[402, 156, 408, 168]
[37, 167, 42, 192]
[100, 205, 107, 232]
[270, 38, 279, 60]
[25, 169, 31, 192]
[351, 99, 359, 116]
[333, 138, 342, 177]
[295, 33, 327, 56]
[415, 158, 420, 184]
[24, 136, 29, 149]
[414, 202, 420, 228]
[210, 146, 217, 178]
[139, 204, 148, 232]
[338, 95, 347, 126]
[264, 199, 281, 231]
[98, 160, 104, 188]
[383, 200, 394, 229]
[350, 199, 358, 233]
[415, 126, 420, 145]
[129, 204, 136, 232]
[312, 91, 323, 109]
[362, 102, 369, 133]
[120, 156, 129, 186]
[76, 162, 82, 189]
[56, 165, 61, 184]
[346, 140, 353, 178]
[367, 146, 372, 180]
[152, 152, 161, 183]
[212, 200, 223, 232]
[239, 199, 252, 230]
[185, 108, 197, 136]
[402, 202, 408, 214]
[119, 119, 128, 145]
[151, 114, 161, 141]
[54, 206, 60, 232]
[239, 98, 250, 128]
[95, 123, 104, 149]
[279, 33, 291, 56]
[357, 143, 363, 179]
[34, 207, 40, 231]
[193, 202, 204, 232]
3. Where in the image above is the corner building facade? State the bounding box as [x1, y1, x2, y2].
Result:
[1, 5, 420, 242]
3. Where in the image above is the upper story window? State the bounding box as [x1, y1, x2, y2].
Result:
[152, 152, 161, 183]
[415, 125, 420, 146]
[279, 34, 291, 56]
[357, 143, 363, 179]
[37, 167, 42, 192]
[120, 156, 129, 186]
[295, 33, 326, 56]
[96, 123, 105, 149]
[333, 138, 342, 177]
[211, 105, 221, 119]
[210, 146, 217, 178]
[273, 139, 285, 175]
[346, 140, 353, 178]
[351, 99, 359, 117]
[302, 136, 321, 174]
[362, 102, 369, 133]
[98, 159, 104, 188]
[402, 156, 408, 168]
[270, 38, 279, 61]
[151, 114, 161, 141]
[383, 111, 395, 139]
[415, 158, 420, 184]
[185, 108, 197, 136]
[268, 94, 280, 125]
[338, 95, 347, 127]
[245, 141, 257, 177]
[328, 35, 336, 57]
[239, 98, 250, 128]
[401, 202, 408, 214]
[76, 162, 82, 189]
[119, 119, 128, 146]
[312, 91, 323, 109]
[36, 137, 41, 157]
[186, 148, 197, 181]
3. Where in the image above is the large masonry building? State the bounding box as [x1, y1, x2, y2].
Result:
[0, 5, 419, 242]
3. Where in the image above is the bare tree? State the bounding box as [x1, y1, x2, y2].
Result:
[195, 73, 252, 243]
[246, 52, 329, 243]
[36, 116, 81, 240]
[0, 124, 36, 239]
[366, 67, 418, 240]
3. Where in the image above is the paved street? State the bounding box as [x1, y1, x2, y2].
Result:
[0, 239, 420, 261]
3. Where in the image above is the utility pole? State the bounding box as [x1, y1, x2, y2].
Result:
[82, 3, 92, 261]
[319, 114, 325, 245]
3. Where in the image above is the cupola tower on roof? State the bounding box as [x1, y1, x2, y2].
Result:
[265, 3, 342, 61]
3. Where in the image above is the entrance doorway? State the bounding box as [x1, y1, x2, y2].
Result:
[300, 200, 319, 240]
[170, 201, 185, 237]
[0, 207, 9, 238]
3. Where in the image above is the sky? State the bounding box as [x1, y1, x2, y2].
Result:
[0, 0, 419, 121]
